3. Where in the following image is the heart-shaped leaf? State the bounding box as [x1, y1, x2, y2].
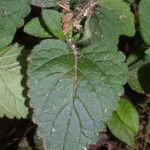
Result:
[127, 50, 150, 93]
[28, 39, 127, 150]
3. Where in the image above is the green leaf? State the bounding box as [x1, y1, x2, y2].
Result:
[0, 0, 31, 50]
[31, 0, 57, 8]
[139, 0, 150, 44]
[145, 48, 150, 55]
[115, 98, 139, 133]
[0, 44, 28, 118]
[79, 19, 92, 43]
[24, 17, 51, 38]
[81, 0, 135, 45]
[127, 50, 150, 93]
[108, 98, 139, 148]
[42, 9, 64, 40]
[28, 39, 127, 150]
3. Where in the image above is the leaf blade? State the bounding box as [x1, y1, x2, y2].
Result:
[81, 0, 135, 45]
[24, 17, 51, 38]
[0, 44, 28, 118]
[28, 39, 127, 150]
[139, 0, 150, 44]
[0, 0, 31, 49]
[42, 9, 64, 40]
[108, 98, 139, 148]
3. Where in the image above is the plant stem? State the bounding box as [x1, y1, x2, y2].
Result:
[73, 0, 98, 29]
[67, 40, 78, 88]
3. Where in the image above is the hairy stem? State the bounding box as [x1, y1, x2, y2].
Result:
[73, 0, 98, 24]
[67, 40, 78, 88]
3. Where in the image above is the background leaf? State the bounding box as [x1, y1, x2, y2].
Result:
[108, 98, 139, 148]
[28, 39, 127, 150]
[127, 49, 150, 93]
[0, 0, 31, 50]
[42, 9, 64, 40]
[139, 0, 150, 44]
[81, 0, 135, 45]
[0, 44, 28, 118]
[24, 17, 51, 38]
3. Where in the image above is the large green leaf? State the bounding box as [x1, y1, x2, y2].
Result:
[28, 39, 127, 150]
[31, 0, 57, 7]
[127, 49, 150, 93]
[24, 17, 51, 38]
[139, 0, 150, 44]
[81, 0, 135, 45]
[0, 0, 31, 50]
[108, 98, 139, 148]
[42, 9, 64, 40]
[0, 44, 28, 118]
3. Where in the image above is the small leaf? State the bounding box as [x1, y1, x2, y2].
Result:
[145, 48, 150, 55]
[42, 9, 64, 40]
[127, 50, 150, 93]
[82, 0, 135, 45]
[24, 17, 51, 38]
[108, 98, 139, 148]
[0, 0, 31, 49]
[31, 0, 57, 8]
[139, 0, 150, 44]
[28, 39, 127, 150]
[115, 98, 139, 133]
[79, 19, 92, 43]
[0, 44, 28, 118]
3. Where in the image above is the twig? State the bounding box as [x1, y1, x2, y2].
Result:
[73, 0, 98, 29]
[59, 0, 98, 86]
[67, 40, 78, 88]
[59, 0, 98, 32]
